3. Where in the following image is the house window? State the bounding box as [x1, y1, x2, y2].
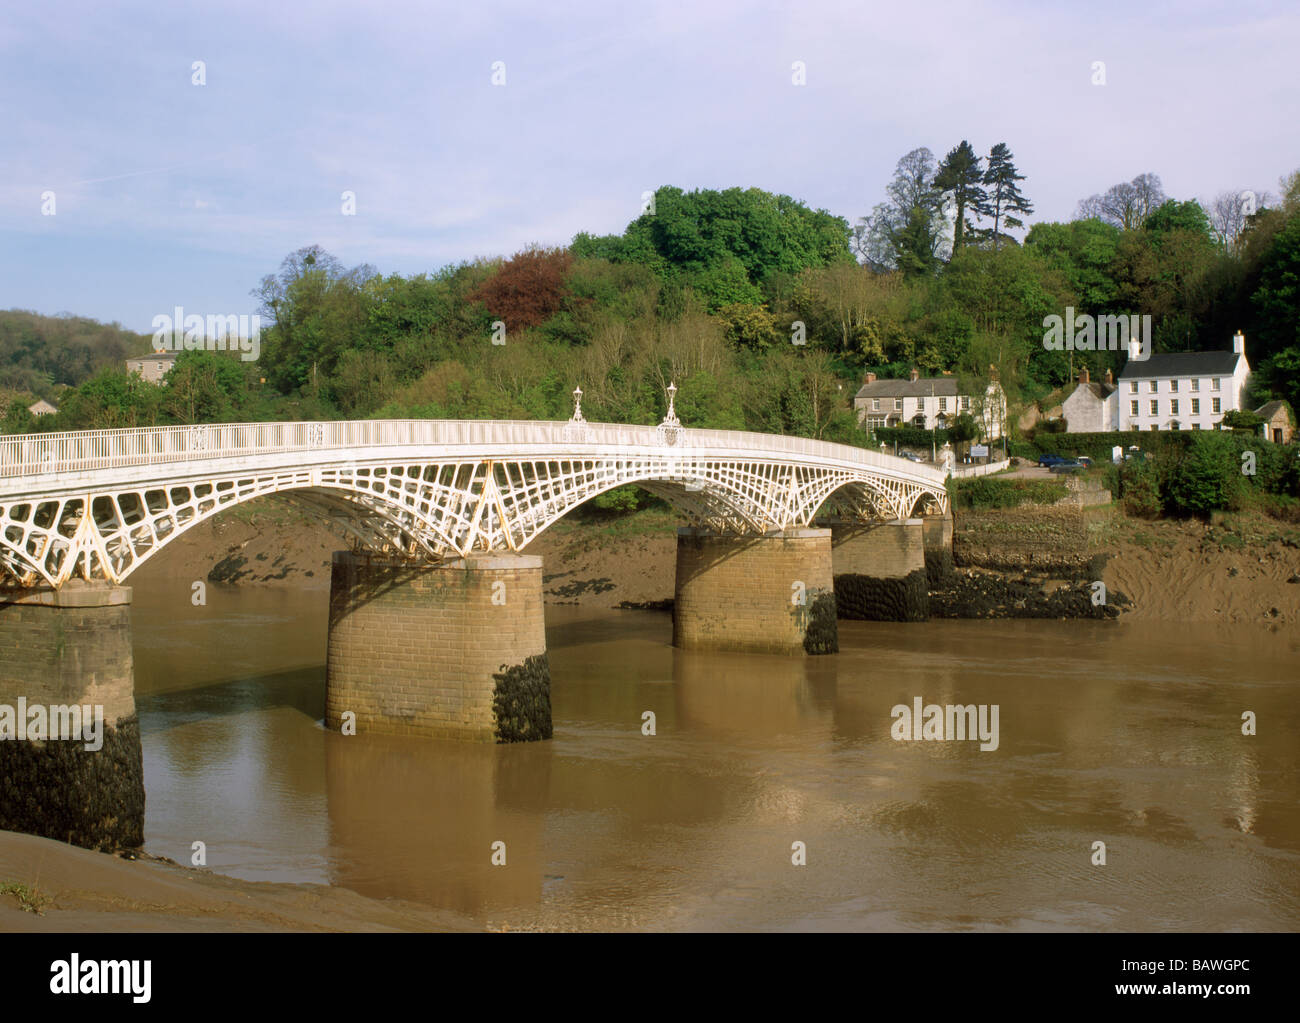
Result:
[961, 396, 970, 410]
[1150, 425, 1159, 431]
[1149, 400, 1159, 416]
[1149, 380, 1158, 393]
[1212, 397, 1221, 414]
[894, 398, 903, 411]
[1191, 398, 1200, 415]
[871, 398, 880, 411]
[938, 397, 947, 412]
[1211, 378, 1220, 391]
[1170, 379, 1179, 391]
[1193, 423, 1201, 430]
[1170, 399, 1179, 416]
[1171, 421, 1180, 430]
[1130, 400, 1139, 417]
[1191, 379, 1199, 392]
[912, 414, 927, 428]
[867, 415, 886, 430]
[1129, 381, 1138, 393]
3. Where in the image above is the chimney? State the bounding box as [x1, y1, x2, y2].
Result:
[1104, 368, 1113, 386]
[1233, 331, 1245, 355]
[1079, 366, 1090, 384]
[909, 367, 919, 382]
[863, 372, 877, 385]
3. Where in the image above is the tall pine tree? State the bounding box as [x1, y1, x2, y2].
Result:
[978, 143, 1033, 250]
[934, 141, 986, 253]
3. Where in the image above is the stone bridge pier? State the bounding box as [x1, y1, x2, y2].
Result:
[828, 518, 929, 622]
[0, 583, 144, 851]
[672, 527, 838, 655]
[922, 510, 956, 587]
[325, 551, 552, 743]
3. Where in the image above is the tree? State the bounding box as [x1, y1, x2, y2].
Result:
[1206, 189, 1272, 252]
[610, 186, 853, 307]
[1143, 199, 1215, 245]
[1024, 218, 1122, 312]
[253, 246, 376, 394]
[160, 351, 247, 423]
[976, 143, 1032, 250]
[1075, 173, 1167, 230]
[467, 245, 574, 331]
[933, 141, 986, 253]
[859, 148, 950, 276]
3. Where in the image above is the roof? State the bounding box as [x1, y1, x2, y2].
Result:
[1067, 381, 1116, 402]
[129, 351, 180, 363]
[854, 377, 961, 400]
[1119, 350, 1240, 379]
[1255, 400, 1288, 419]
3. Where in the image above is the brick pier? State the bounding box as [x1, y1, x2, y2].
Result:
[325, 551, 551, 742]
[672, 527, 838, 655]
[0, 582, 144, 850]
[830, 518, 929, 621]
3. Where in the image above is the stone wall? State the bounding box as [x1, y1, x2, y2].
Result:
[829, 519, 928, 622]
[326, 552, 551, 742]
[922, 514, 956, 587]
[0, 583, 143, 850]
[953, 503, 1113, 577]
[673, 528, 837, 655]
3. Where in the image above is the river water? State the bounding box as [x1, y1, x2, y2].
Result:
[130, 580, 1300, 931]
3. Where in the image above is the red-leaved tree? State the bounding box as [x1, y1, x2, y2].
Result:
[468, 245, 573, 331]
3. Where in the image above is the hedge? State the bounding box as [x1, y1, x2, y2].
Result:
[872, 426, 950, 448]
[1013, 430, 1197, 462]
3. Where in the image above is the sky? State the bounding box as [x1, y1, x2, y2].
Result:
[1, 0, 1297, 335]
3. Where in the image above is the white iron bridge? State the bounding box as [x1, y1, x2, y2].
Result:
[0, 417, 980, 588]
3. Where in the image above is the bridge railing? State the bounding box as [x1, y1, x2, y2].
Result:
[0, 419, 946, 483]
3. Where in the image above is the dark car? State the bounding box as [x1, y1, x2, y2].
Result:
[1038, 454, 1069, 467]
[1049, 460, 1086, 473]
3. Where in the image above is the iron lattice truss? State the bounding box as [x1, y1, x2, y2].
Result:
[0, 455, 948, 589]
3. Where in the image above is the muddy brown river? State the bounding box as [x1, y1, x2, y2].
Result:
[130, 580, 1300, 931]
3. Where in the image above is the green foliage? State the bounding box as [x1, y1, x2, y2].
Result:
[0, 310, 150, 395]
[1164, 432, 1242, 516]
[1219, 408, 1264, 432]
[607, 186, 853, 304]
[874, 425, 950, 448]
[1115, 457, 1164, 518]
[948, 477, 1067, 509]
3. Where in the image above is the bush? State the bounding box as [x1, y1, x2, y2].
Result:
[1116, 458, 1163, 518]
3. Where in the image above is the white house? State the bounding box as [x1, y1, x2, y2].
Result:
[854, 368, 1007, 440]
[1116, 332, 1250, 431]
[1061, 367, 1117, 433]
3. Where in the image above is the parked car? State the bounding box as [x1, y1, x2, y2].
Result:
[1077, 455, 1093, 468]
[901, 452, 926, 463]
[1049, 460, 1086, 473]
[1037, 454, 1070, 467]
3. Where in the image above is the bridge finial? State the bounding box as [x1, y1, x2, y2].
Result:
[569, 385, 586, 425]
[662, 381, 680, 428]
